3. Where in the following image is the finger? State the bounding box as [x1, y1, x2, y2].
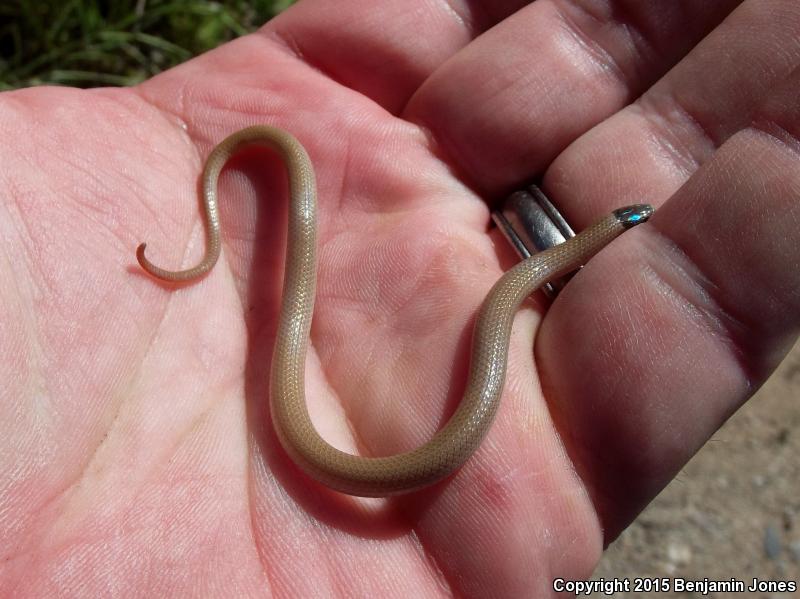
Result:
[545, 0, 800, 223]
[267, 0, 530, 113]
[537, 68, 800, 539]
[406, 0, 742, 193]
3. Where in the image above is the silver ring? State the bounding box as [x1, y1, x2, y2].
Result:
[491, 184, 576, 299]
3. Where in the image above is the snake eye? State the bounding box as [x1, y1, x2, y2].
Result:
[613, 204, 654, 228]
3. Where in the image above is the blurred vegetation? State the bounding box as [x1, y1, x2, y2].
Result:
[0, 0, 295, 89]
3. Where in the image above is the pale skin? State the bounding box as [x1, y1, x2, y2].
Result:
[1, 0, 799, 597]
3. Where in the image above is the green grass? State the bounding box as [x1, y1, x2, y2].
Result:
[0, 0, 295, 90]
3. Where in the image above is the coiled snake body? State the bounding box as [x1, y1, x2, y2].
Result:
[137, 125, 653, 496]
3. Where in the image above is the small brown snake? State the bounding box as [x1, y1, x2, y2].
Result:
[137, 125, 653, 496]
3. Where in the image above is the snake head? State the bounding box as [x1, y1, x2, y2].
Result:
[613, 204, 654, 228]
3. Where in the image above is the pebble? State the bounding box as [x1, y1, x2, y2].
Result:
[667, 542, 692, 567]
[764, 525, 782, 559]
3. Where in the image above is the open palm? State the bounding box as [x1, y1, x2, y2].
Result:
[2, 1, 799, 597]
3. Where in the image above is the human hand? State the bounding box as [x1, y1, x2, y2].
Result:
[1, 1, 798, 596]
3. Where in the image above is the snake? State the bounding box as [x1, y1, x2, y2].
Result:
[136, 125, 653, 497]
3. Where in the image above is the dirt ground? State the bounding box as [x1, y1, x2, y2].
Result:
[593, 341, 800, 597]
